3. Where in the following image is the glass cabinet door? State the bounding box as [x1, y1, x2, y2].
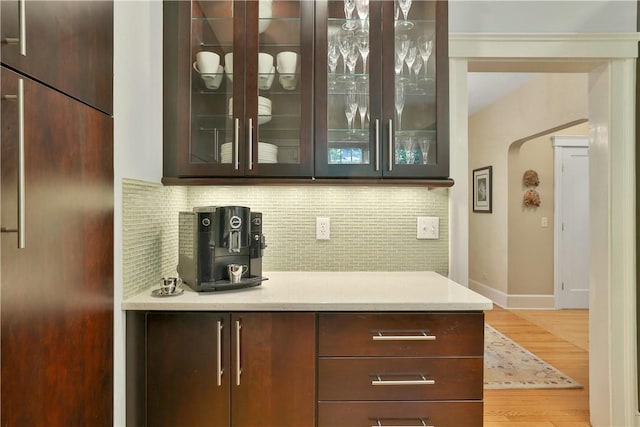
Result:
[384, 0, 442, 177]
[185, 0, 313, 178]
[316, 0, 448, 179]
[316, 0, 381, 178]
[190, 0, 244, 176]
[245, 0, 314, 177]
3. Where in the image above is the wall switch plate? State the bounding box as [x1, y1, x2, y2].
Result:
[417, 216, 439, 239]
[541, 217, 549, 228]
[316, 217, 330, 240]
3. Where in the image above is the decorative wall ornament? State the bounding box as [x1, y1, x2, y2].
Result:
[523, 169, 540, 186]
[522, 169, 541, 207]
[523, 188, 541, 207]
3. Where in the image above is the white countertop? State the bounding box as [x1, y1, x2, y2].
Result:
[122, 271, 493, 311]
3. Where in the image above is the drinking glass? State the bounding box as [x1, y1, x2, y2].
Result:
[346, 43, 359, 75]
[394, 82, 405, 131]
[345, 83, 358, 134]
[395, 0, 414, 30]
[411, 54, 423, 82]
[355, 33, 369, 74]
[417, 36, 433, 79]
[357, 82, 368, 131]
[343, 0, 357, 30]
[404, 44, 417, 79]
[418, 135, 433, 164]
[328, 37, 340, 74]
[355, 0, 369, 21]
[395, 34, 410, 67]
[394, 53, 404, 77]
[337, 29, 354, 75]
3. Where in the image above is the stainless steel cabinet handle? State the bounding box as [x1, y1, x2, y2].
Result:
[216, 320, 223, 386]
[248, 118, 253, 170]
[388, 119, 393, 171]
[371, 374, 435, 386]
[372, 419, 432, 427]
[1, 0, 26, 56]
[235, 320, 242, 386]
[372, 331, 436, 341]
[1, 79, 26, 249]
[374, 119, 380, 171]
[234, 118, 240, 170]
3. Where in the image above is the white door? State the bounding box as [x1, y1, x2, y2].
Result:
[554, 137, 589, 309]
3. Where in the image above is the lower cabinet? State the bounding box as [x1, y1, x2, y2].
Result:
[145, 312, 316, 427]
[135, 310, 484, 427]
[317, 312, 485, 427]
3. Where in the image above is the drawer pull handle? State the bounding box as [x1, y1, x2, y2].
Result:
[372, 331, 436, 341]
[216, 320, 223, 386]
[372, 419, 432, 427]
[371, 374, 435, 386]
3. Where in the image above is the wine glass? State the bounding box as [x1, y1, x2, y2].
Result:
[394, 53, 404, 77]
[404, 44, 417, 80]
[355, 0, 369, 21]
[394, 82, 405, 131]
[411, 54, 423, 82]
[337, 29, 354, 76]
[345, 82, 358, 134]
[346, 43, 359, 75]
[328, 37, 340, 74]
[417, 36, 433, 79]
[395, 34, 410, 68]
[418, 135, 433, 164]
[343, 0, 357, 30]
[355, 33, 369, 74]
[395, 0, 414, 30]
[357, 82, 368, 132]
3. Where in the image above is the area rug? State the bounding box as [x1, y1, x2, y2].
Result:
[484, 324, 583, 389]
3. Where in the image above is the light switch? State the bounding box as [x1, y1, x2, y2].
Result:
[417, 217, 439, 239]
[541, 217, 548, 228]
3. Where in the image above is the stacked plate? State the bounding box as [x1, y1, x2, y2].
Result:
[228, 96, 272, 125]
[220, 142, 278, 164]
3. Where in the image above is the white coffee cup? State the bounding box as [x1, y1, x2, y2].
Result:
[194, 51, 220, 74]
[258, 0, 272, 33]
[201, 65, 224, 90]
[258, 52, 274, 74]
[276, 51, 298, 74]
[224, 52, 233, 82]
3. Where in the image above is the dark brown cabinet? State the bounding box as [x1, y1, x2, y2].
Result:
[163, 0, 450, 184]
[145, 312, 316, 427]
[314, 0, 449, 179]
[0, 0, 113, 114]
[0, 66, 113, 425]
[317, 312, 484, 427]
[163, 0, 315, 179]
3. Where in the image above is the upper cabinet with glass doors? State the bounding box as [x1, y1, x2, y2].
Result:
[163, 0, 314, 179]
[314, 0, 448, 179]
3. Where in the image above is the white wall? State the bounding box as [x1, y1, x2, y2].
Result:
[114, 1, 164, 425]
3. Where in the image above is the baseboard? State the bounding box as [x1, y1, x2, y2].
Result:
[469, 279, 556, 309]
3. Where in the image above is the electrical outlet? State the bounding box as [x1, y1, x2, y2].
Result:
[417, 216, 439, 239]
[316, 217, 330, 240]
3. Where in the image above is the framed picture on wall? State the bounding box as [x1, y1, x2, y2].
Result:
[473, 166, 492, 213]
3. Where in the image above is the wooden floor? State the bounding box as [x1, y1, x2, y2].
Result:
[484, 305, 590, 427]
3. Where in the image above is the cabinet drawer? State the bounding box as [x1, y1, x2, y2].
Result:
[318, 357, 483, 401]
[318, 401, 483, 427]
[319, 313, 484, 357]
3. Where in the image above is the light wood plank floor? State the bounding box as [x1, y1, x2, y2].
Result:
[484, 305, 590, 427]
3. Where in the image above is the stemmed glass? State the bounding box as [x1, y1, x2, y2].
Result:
[357, 81, 368, 132]
[355, 0, 369, 22]
[411, 54, 423, 82]
[345, 82, 358, 135]
[417, 36, 433, 79]
[395, 0, 414, 30]
[337, 29, 354, 76]
[343, 0, 358, 30]
[346, 43, 359, 75]
[394, 34, 410, 80]
[355, 33, 369, 74]
[328, 37, 340, 74]
[394, 82, 405, 131]
[404, 43, 417, 81]
[418, 135, 433, 164]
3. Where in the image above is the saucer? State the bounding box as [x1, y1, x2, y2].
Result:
[151, 288, 184, 297]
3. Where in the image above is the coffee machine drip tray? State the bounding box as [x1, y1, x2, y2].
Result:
[199, 276, 267, 292]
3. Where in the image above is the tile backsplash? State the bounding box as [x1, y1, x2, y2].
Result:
[123, 179, 449, 298]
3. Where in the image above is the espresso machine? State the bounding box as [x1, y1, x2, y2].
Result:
[178, 206, 267, 291]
